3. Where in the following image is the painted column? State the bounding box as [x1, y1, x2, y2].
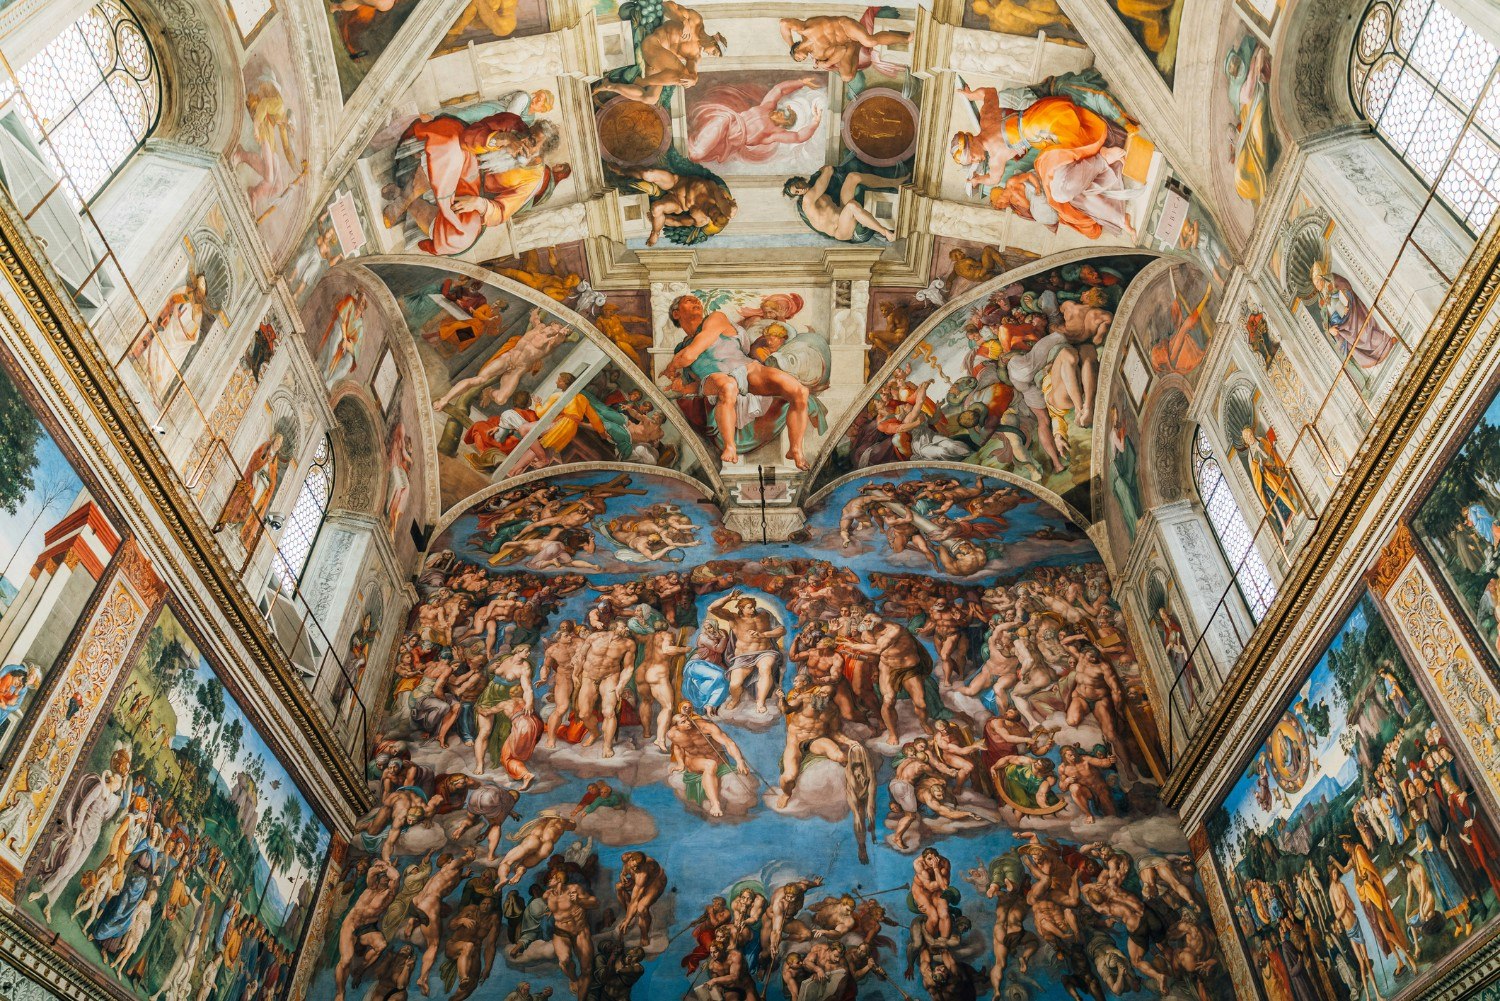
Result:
[1368, 527, 1500, 804]
[0, 502, 118, 670]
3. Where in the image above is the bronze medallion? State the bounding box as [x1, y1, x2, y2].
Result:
[596, 98, 671, 167]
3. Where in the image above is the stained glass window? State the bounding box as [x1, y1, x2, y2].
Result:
[1352, 0, 1500, 233]
[1193, 428, 1277, 621]
[270, 437, 333, 596]
[0, 1, 160, 203]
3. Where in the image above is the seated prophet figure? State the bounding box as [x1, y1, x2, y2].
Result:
[950, 72, 1138, 240]
[383, 109, 570, 256]
[661, 293, 824, 468]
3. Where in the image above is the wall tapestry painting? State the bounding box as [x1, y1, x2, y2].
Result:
[19, 605, 331, 1001]
[306, 466, 1231, 1001]
[1207, 594, 1500, 1001]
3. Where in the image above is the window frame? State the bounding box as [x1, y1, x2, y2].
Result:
[1192, 427, 1278, 622]
[270, 435, 334, 597]
[1348, 0, 1500, 235]
[1, 0, 162, 206]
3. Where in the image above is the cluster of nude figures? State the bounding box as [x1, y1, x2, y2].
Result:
[330, 821, 1221, 1001]
[323, 472, 1224, 1001]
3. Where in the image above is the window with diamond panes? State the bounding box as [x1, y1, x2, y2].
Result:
[1352, 0, 1500, 233]
[0, 1, 160, 204]
[1193, 428, 1277, 621]
[270, 437, 333, 596]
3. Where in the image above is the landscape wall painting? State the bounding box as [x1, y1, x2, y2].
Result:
[0, 360, 108, 762]
[306, 465, 1229, 1001]
[1207, 594, 1500, 1001]
[18, 605, 331, 1001]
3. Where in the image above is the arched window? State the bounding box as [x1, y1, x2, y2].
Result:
[1351, 0, 1500, 233]
[0, 1, 161, 203]
[1192, 427, 1278, 621]
[269, 436, 333, 596]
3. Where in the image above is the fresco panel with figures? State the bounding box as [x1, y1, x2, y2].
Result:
[306, 466, 1229, 1001]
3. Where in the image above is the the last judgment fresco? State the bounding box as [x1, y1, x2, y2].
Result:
[310, 467, 1231, 1001]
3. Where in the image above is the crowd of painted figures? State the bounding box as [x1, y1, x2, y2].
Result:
[316, 473, 1228, 1001]
[1215, 621, 1500, 1001]
[1240, 717, 1500, 1001]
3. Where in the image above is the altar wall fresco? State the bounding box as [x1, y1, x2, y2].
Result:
[307, 465, 1232, 1001]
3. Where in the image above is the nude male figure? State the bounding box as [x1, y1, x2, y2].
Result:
[615, 167, 737, 248]
[436, 663, 490, 748]
[595, 1, 725, 103]
[333, 859, 400, 1001]
[848, 614, 934, 745]
[544, 868, 599, 1000]
[1021, 847, 1082, 946]
[667, 703, 749, 817]
[986, 873, 1040, 996]
[838, 484, 896, 546]
[912, 849, 955, 944]
[496, 813, 577, 885]
[417, 591, 465, 646]
[779, 15, 909, 81]
[1065, 644, 1136, 783]
[960, 618, 1020, 700]
[572, 620, 638, 757]
[615, 851, 667, 942]
[783, 164, 905, 242]
[433, 307, 573, 412]
[1081, 882, 1169, 993]
[412, 850, 476, 995]
[543, 622, 582, 748]
[790, 637, 860, 722]
[766, 876, 822, 959]
[473, 590, 524, 658]
[1057, 744, 1117, 822]
[707, 590, 786, 713]
[777, 680, 850, 808]
[635, 626, 689, 750]
[932, 721, 984, 792]
[918, 598, 970, 685]
[887, 743, 977, 849]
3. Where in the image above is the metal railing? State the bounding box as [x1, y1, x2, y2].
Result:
[0, 55, 373, 763]
[1161, 62, 1499, 765]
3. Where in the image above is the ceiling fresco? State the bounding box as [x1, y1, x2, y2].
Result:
[816, 254, 1155, 508]
[364, 262, 703, 514]
[306, 465, 1230, 1001]
[593, 3, 918, 249]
